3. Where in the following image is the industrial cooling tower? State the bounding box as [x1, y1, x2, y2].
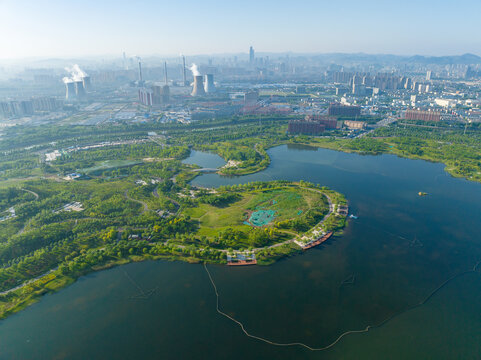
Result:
[191, 75, 205, 96]
[82, 76, 91, 91]
[65, 81, 76, 100]
[75, 81, 86, 99]
[204, 74, 215, 93]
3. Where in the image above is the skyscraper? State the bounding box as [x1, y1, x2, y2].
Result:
[249, 46, 255, 64]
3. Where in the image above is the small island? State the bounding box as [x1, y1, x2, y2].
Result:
[180, 180, 348, 265]
[0, 175, 348, 319]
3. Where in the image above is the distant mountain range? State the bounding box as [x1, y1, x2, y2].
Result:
[281, 52, 481, 65]
[402, 53, 481, 65]
[2, 52, 480, 69]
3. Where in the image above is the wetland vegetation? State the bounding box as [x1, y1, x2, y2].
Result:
[1, 114, 480, 320]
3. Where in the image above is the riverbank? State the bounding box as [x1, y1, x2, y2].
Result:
[3, 141, 481, 359]
[208, 129, 481, 183]
[294, 135, 481, 183]
[0, 180, 347, 320]
[0, 251, 223, 320]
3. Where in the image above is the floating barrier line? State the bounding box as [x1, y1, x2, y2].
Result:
[123, 270, 157, 300]
[204, 261, 481, 351]
[340, 274, 356, 288]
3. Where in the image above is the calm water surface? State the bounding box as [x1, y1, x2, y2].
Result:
[1, 145, 481, 359]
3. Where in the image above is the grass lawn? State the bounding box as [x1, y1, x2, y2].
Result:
[184, 187, 326, 240]
[79, 160, 142, 174]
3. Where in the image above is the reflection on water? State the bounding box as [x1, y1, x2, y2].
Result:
[1, 145, 481, 360]
[182, 149, 226, 169]
[286, 143, 319, 151]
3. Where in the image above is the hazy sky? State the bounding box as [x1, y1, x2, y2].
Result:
[0, 0, 480, 59]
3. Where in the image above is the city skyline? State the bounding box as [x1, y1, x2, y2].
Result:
[1, 0, 480, 60]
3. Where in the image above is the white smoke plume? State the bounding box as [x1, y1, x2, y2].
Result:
[190, 63, 200, 76]
[62, 76, 73, 84]
[64, 64, 88, 82]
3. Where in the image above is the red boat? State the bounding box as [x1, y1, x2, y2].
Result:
[227, 259, 258, 266]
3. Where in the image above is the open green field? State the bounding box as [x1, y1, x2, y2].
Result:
[184, 186, 328, 242]
[78, 160, 142, 175]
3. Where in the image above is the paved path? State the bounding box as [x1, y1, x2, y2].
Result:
[154, 186, 181, 214]
[15, 189, 40, 235]
[18, 216, 104, 236]
[0, 268, 58, 296]
[21, 188, 39, 200]
[164, 187, 335, 254]
[124, 190, 148, 214]
[251, 188, 334, 252]
[0, 188, 336, 295]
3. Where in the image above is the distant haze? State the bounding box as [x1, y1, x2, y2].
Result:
[0, 0, 480, 59]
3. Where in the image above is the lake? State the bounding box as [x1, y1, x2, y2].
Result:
[1, 145, 480, 359]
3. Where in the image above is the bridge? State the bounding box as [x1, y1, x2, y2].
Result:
[192, 168, 219, 173]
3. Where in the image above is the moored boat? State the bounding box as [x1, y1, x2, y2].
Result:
[301, 231, 333, 250]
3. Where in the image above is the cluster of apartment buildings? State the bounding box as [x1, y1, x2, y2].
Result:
[0, 97, 61, 119]
[288, 103, 365, 135]
[328, 70, 432, 97]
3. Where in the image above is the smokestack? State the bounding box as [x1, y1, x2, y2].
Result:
[164, 61, 168, 85]
[204, 74, 215, 93]
[191, 75, 205, 96]
[123, 51, 128, 70]
[162, 84, 170, 104]
[75, 81, 86, 99]
[82, 76, 91, 91]
[182, 55, 187, 86]
[65, 81, 76, 100]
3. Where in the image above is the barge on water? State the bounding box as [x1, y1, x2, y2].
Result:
[227, 259, 258, 266]
[227, 252, 257, 266]
[295, 231, 333, 250]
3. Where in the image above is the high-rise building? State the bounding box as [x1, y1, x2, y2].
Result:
[305, 115, 338, 129]
[405, 109, 441, 122]
[326, 70, 353, 84]
[244, 90, 259, 105]
[152, 84, 170, 105]
[20, 101, 34, 115]
[410, 95, 417, 106]
[352, 83, 367, 96]
[328, 103, 361, 117]
[181, 55, 188, 86]
[137, 58, 145, 87]
[0, 102, 11, 119]
[9, 102, 23, 117]
[295, 86, 306, 94]
[249, 46, 255, 65]
[343, 120, 366, 130]
[0, 98, 60, 118]
[288, 120, 325, 135]
[32, 97, 59, 112]
[352, 75, 362, 85]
